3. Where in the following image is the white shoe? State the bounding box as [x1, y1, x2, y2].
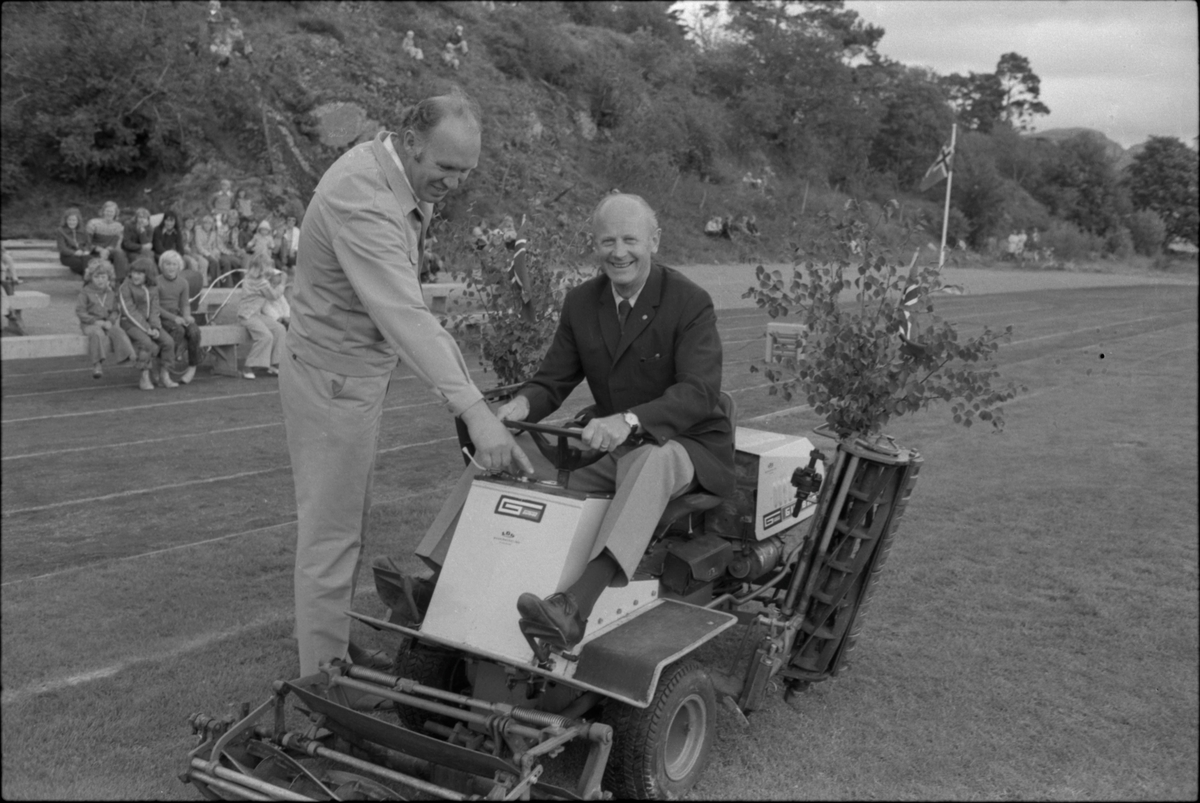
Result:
[180, 365, 197, 385]
[159, 369, 179, 389]
[241, 369, 256, 380]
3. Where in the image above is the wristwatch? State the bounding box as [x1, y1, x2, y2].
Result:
[621, 411, 640, 433]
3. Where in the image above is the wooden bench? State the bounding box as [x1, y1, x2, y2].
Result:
[423, 282, 466, 314]
[764, 322, 806, 363]
[0, 324, 252, 376]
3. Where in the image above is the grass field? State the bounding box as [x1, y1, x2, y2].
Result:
[2, 277, 1197, 800]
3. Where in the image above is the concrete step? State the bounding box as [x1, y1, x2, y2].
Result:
[2, 239, 56, 250]
[13, 264, 76, 279]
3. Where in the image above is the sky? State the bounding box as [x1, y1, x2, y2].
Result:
[675, 1, 1199, 150]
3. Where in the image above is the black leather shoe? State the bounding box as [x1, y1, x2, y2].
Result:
[348, 641, 391, 670]
[371, 558, 435, 626]
[517, 591, 587, 650]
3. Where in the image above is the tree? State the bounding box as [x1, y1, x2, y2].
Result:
[945, 52, 1048, 134]
[704, 1, 886, 180]
[1035, 134, 1127, 236]
[868, 64, 955, 188]
[1, 1, 219, 196]
[1124, 136, 1200, 245]
[995, 52, 1050, 132]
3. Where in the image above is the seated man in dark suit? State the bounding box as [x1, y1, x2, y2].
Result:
[404, 193, 735, 651]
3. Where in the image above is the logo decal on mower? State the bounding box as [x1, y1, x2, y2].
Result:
[495, 495, 546, 523]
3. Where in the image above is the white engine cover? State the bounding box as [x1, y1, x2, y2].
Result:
[420, 477, 612, 663]
[734, 426, 826, 539]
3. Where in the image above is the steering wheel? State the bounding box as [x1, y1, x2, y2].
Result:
[503, 419, 608, 474]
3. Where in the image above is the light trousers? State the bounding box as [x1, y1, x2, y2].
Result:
[240, 313, 286, 368]
[281, 349, 390, 677]
[418, 435, 695, 586]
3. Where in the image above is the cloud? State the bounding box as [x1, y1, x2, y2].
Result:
[845, 0, 1198, 147]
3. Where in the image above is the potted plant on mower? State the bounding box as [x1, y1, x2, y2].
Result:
[742, 198, 1025, 694]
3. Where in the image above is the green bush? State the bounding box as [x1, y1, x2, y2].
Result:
[744, 199, 1024, 438]
[1104, 225, 1134, 259]
[1040, 219, 1103, 262]
[1126, 209, 1166, 256]
[297, 16, 346, 43]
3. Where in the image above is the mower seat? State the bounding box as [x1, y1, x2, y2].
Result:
[653, 390, 737, 533]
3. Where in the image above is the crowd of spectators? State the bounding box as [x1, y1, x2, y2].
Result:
[48, 177, 300, 389]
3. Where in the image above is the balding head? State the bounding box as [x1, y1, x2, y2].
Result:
[590, 193, 658, 237]
[590, 193, 661, 298]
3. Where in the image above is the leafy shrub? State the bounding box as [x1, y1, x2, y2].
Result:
[1104, 225, 1134, 259]
[1039, 220, 1103, 262]
[297, 16, 345, 43]
[441, 221, 593, 386]
[1126, 209, 1166, 256]
[1, 2, 212, 190]
[744, 199, 1024, 438]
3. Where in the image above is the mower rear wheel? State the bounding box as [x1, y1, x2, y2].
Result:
[601, 660, 716, 800]
[390, 643, 468, 734]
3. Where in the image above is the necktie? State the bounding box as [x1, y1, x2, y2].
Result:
[617, 299, 631, 332]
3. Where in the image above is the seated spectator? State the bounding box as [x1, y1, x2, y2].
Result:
[153, 210, 185, 262]
[122, 207, 157, 281]
[87, 200, 130, 282]
[441, 41, 460, 70]
[58, 207, 93, 278]
[237, 251, 286, 379]
[210, 178, 234, 225]
[119, 259, 177, 391]
[179, 214, 207, 280]
[234, 187, 254, 220]
[218, 209, 247, 287]
[447, 25, 468, 55]
[247, 219, 276, 261]
[156, 250, 202, 385]
[402, 30, 424, 61]
[194, 214, 224, 285]
[261, 266, 291, 328]
[2, 246, 24, 334]
[276, 214, 300, 271]
[76, 259, 136, 379]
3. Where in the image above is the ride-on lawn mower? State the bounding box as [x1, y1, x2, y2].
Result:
[183, 386, 922, 800]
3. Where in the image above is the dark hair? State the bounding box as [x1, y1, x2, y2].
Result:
[157, 209, 179, 231]
[400, 89, 482, 140]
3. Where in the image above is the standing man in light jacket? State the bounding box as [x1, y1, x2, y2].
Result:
[281, 90, 533, 705]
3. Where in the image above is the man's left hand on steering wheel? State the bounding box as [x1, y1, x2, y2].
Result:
[580, 414, 633, 453]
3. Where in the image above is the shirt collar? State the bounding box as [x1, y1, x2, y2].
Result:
[383, 133, 420, 213]
[611, 282, 643, 309]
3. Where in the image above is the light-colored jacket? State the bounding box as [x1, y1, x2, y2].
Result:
[286, 130, 482, 414]
[194, 225, 222, 261]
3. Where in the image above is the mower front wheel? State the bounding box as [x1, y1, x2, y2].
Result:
[390, 643, 468, 733]
[601, 659, 716, 800]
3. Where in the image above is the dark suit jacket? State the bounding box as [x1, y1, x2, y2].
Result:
[519, 263, 736, 499]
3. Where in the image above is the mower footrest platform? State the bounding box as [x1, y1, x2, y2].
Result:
[573, 600, 735, 707]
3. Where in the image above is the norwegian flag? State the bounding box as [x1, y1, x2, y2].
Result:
[895, 259, 921, 342]
[919, 143, 954, 191]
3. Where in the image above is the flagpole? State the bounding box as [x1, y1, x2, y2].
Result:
[938, 123, 957, 270]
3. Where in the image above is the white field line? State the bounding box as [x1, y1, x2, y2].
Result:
[716, 304, 1047, 338]
[1, 399, 443, 461]
[1, 488, 438, 588]
[1, 389, 282, 424]
[2, 372, 427, 401]
[1, 435, 457, 517]
[722, 311, 1188, 359]
[0, 612, 292, 705]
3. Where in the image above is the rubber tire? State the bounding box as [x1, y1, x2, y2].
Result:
[601, 660, 716, 800]
[390, 643, 468, 733]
